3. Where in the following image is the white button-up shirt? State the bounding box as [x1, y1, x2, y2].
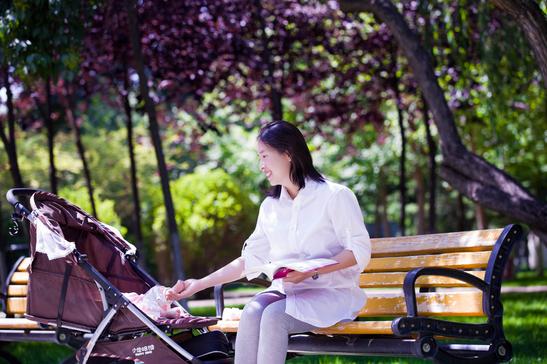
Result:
[241, 178, 371, 328]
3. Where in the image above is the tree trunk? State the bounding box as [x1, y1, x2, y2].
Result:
[421, 95, 437, 233]
[536, 233, 544, 278]
[475, 203, 488, 229]
[125, 0, 186, 282]
[0, 65, 24, 187]
[456, 193, 467, 231]
[339, 0, 547, 242]
[417, 3, 438, 234]
[64, 83, 98, 218]
[0, 198, 6, 285]
[390, 48, 406, 236]
[469, 132, 487, 230]
[121, 62, 144, 255]
[375, 168, 391, 237]
[491, 0, 547, 89]
[414, 166, 426, 235]
[254, 0, 283, 121]
[44, 77, 58, 195]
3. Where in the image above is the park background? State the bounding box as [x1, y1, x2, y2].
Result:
[0, 0, 545, 363]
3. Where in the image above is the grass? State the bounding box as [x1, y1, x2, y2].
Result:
[0, 342, 73, 364]
[503, 270, 547, 287]
[2, 283, 545, 363]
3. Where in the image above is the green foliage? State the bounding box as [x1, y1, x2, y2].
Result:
[152, 168, 257, 279]
[1, 0, 85, 80]
[196, 122, 268, 205]
[58, 186, 127, 236]
[425, 1, 546, 202]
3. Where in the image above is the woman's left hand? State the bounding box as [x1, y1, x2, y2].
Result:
[282, 270, 314, 284]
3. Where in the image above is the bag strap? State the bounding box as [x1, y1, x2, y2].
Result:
[57, 264, 73, 328]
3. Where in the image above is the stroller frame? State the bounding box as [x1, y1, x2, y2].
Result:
[4, 188, 224, 364]
[74, 250, 197, 363]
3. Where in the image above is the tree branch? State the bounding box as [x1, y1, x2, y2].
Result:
[491, 0, 547, 89]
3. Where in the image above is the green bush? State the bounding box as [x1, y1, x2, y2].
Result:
[58, 186, 127, 236]
[152, 168, 257, 283]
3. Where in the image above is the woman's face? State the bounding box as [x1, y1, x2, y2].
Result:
[257, 140, 291, 186]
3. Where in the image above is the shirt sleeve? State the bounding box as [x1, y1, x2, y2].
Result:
[327, 187, 372, 272]
[241, 199, 271, 280]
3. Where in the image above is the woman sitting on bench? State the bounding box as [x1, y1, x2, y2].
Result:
[166, 120, 372, 364]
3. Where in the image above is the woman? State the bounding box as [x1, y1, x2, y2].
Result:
[166, 120, 371, 364]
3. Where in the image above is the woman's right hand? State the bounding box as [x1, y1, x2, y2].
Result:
[165, 278, 203, 301]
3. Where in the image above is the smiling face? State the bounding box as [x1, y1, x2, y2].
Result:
[257, 140, 292, 186]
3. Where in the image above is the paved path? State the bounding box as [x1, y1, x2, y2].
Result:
[187, 285, 547, 309]
[501, 285, 547, 293]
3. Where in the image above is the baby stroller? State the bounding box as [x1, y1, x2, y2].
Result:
[5, 188, 233, 363]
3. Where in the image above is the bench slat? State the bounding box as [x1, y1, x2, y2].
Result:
[360, 271, 485, 288]
[370, 228, 502, 258]
[359, 291, 484, 317]
[0, 318, 41, 329]
[7, 285, 28, 297]
[17, 257, 31, 272]
[10, 272, 29, 285]
[311, 321, 394, 335]
[365, 251, 491, 273]
[208, 320, 395, 335]
[6, 297, 26, 315]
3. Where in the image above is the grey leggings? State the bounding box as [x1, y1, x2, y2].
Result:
[234, 291, 320, 364]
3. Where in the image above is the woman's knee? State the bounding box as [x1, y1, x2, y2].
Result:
[259, 301, 290, 331]
[240, 299, 267, 321]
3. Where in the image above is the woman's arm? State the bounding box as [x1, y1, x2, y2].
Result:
[166, 257, 246, 300]
[317, 249, 358, 273]
[197, 256, 246, 290]
[283, 249, 357, 283]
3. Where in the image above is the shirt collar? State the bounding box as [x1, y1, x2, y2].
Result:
[279, 177, 318, 202]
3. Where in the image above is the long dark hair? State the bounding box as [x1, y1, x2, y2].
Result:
[258, 120, 325, 198]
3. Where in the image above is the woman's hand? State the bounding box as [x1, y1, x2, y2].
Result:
[165, 278, 203, 300]
[282, 270, 314, 284]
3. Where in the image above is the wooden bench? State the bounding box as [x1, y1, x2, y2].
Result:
[0, 256, 56, 341]
[209, 224, 522, 363]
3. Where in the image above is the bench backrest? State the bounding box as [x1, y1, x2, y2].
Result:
[3, 256, 30, 317]
[356, 227, 515, 318]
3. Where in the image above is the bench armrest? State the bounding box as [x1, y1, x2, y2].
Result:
[392, 267, 493, 340]
[402, 267, 488, 318]
[213, 278, 271, 319]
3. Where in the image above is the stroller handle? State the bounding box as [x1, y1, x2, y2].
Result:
[6, 188, 42, 217]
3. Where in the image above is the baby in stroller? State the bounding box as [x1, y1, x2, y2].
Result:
[124, 285, 186, 320]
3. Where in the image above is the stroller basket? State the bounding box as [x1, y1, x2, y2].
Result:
[5, 188, 228, 363]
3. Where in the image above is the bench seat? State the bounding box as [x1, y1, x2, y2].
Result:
[211, 320, 395, 335]
[209, 289, 484, 334]
[0, 318, 42, 329]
